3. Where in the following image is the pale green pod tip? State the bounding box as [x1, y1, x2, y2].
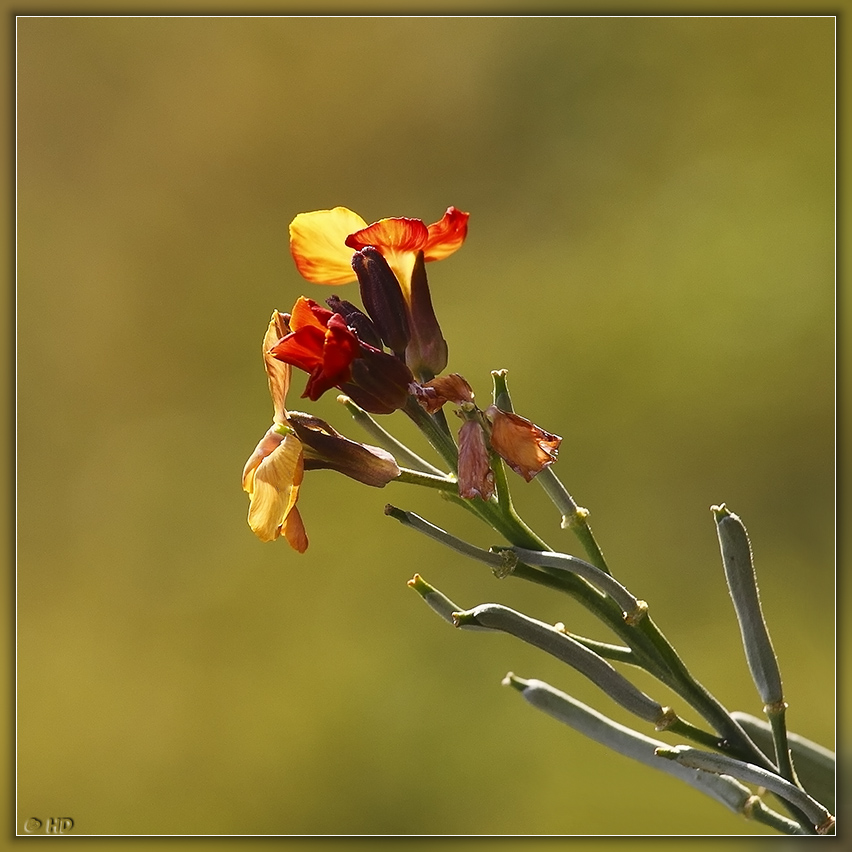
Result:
[502, 671, 528, 691]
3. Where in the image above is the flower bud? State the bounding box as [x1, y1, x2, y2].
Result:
[351, 247, 411, 359]
[325, 294, 383, 351]
[405, 251, 448, 379]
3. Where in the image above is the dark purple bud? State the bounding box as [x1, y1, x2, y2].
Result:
[345, 346, 414, 414]
[351, 247, 411, 360]
[325, 294, 383, 351]
[406, 251, 448, 380]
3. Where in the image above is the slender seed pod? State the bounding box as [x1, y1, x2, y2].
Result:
[712, 504, 784, 706]
[732, 711, 836, 813]
[508, 547, 646, 622]
[454, 604, 665, 725]
[655, 746, 834, 834]
[503, 675, 806, 834]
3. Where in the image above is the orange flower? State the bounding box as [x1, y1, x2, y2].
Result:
[270, 296, 414, 413]
[289, 206, 468, 378]
[289, 206, 469, 298]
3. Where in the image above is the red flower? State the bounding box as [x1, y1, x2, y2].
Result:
[270, 297, 361, 401]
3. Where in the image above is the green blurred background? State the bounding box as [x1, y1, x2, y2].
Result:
[17, 15, 833, 836]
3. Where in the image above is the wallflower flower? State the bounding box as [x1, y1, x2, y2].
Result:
[270, 296, 414, 413]
[243, 311, 400, 550]
[289, 206, 469, 378]
[289, 206, 468, 296]
[268, 297, 361, 401]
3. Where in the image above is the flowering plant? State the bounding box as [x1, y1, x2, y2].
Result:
[242, 206, 834, 835]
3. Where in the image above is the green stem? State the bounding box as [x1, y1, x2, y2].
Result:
[537, 468, 611, 575]
[338, 394, 446, 476]
[561, 634, 637, 667]
[384, 505, 511, 571]
[395, 468, 459, 493]
[666, 717, 727, 752]
[766, 703, 799, 786]
[636, 616, 779, 771]
[748, 800, 811, 836]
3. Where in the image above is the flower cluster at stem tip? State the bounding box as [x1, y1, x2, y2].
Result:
[242, 206, 562, 550]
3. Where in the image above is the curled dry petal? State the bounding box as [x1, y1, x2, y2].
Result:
[289, 412, 400, 487]
[263, 311, 292, 423]
[289, 207, 367, 285]
[457, 419, 495, 500]
[242, 427, 307, 550]
[486, 405, 562, 481]
[419, 373, 475, 413]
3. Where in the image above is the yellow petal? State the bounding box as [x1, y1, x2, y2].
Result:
[289, 207, 367, 285]
[246, 433, 305, 543]
[263, 311, 291, 423]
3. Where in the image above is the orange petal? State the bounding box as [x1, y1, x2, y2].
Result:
[289, 208, 367, 285]
[289, 296, 331, 332]
[282, 505, 308, 552]
[344, 217, 429, 255]
[346, 217, 429, 296]
[424, 207, 469, 262]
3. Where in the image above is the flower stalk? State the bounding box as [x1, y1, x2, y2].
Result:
[240, 202, 832, 835]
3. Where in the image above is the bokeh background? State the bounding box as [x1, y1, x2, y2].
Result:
[17, 15, 834, 837]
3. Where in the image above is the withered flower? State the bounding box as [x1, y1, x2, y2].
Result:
[289, 413, 400, 487]
[486, 405, 562, 481]
[415, 373, 475, 414]
[457, 419, 495, 501]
